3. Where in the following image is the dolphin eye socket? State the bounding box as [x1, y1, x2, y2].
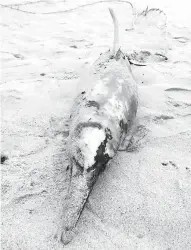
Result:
[65, 226, 70, 231]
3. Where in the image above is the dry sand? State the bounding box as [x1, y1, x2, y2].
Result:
[1, 0, 191, 249]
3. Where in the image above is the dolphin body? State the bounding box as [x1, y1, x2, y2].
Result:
[57, 8, 138, 245]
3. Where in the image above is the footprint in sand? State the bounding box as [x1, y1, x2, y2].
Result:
[1, 89, 22, 102]
[135, 8, 167, 29]
[161, 160, 178, 169]
[153, 114, 174, 122]
[165, 87, 191, 106]
[165, 88, 191, 92]
[13, 190, 47, 206]
[128, 50, 168, 66]
[1, 154, 8, 164]
[173, 36, 190, 44]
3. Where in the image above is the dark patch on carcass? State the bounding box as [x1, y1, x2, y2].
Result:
[1, 154, 8, 164]
[81, 91, 86, 94]
[87, 128, 112, 177]
[105, 127, 113, 140]
[115, 49, 126, 61]
[75, 122, 102, 137]
[130, 97, 138, 117]
[119, 119, 128, 133]
[86, 100, 100, 109]
[66, 165, 70, 171]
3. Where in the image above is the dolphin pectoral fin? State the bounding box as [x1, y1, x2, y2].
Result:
[118, 133, 133, 151]
[118, 125, 148, 152]
[118, 123, 137, 151]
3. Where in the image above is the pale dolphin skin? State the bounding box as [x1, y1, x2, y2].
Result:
[56, 8, 138, 245]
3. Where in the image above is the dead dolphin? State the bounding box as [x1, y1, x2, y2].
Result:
[56, 8, 138, 244]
